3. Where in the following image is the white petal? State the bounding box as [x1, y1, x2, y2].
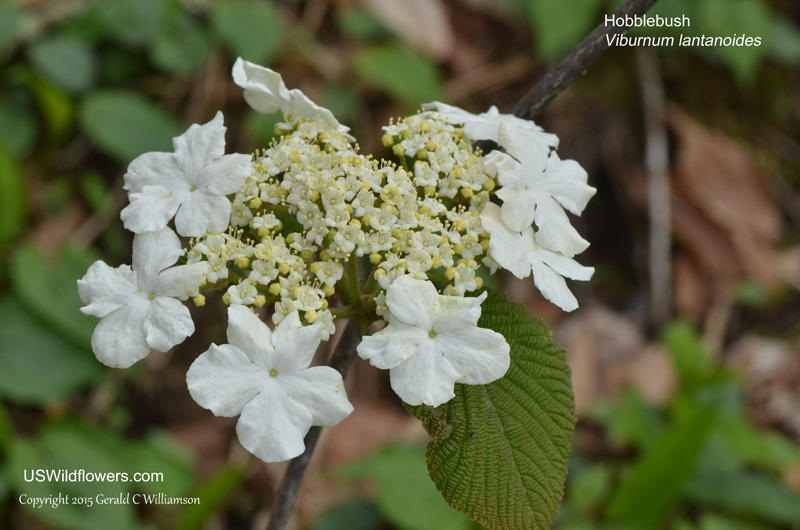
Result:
[357, 320, 427, 369]
[437, 327, 510, 385]
[236, 383, 313, 462]
[124, 152, 184, 193]
[496, 187, 536, 232]
[528, 257, 579, 312]
[431, 292, 485, 335]
[272, 312, 322, 372]
[389, 340, 459, 407]
[203, 154, 253, 196]
[144, 296, 194, 352]
[385, 275, 437, 329]
[480, 204, 535, 279]
[232, 58, 291, 114]
[497, 119, 549, 171]
[282, 366, 353, 426]
[173, 112, 226, 174]
[536, 251, 595, 281]
[156, 262, 208, 299]
[132, 228, 184, 291]
[174, 192, 232, 237]
[186, 343, 264, 417]
[78, 262, 139, 318]
[542, 154, 596, 215]
[532, 195, 590, 257]
[91, 301, 150, 368]
[120, 186, 183, 234]
[226, 305, 274, 362]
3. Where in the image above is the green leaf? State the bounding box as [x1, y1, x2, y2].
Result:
[11, 244, 102, 349]
[768, 18, 800, 65]
[335, 7, 387, 40]
[663, 321, 715, 387]
[0, 141, 26, 250]
[27, 34, 96, 93]
[0, 3, 26, 53]
[589, 389, 666, 450]
[98, 0, 165, 48]
[8, 421, 143, 530]
[343, 445, 473, 530]
[606, 399, 718, 528]
[407, 289, 575, 530]
[0, 95, 37, 157]
[312, 499, 383, 530]
[0, 297, 103, 404]
[80, 91, 182, 163]
[354, 45, 443, 105]
[211, 0, 283, 64]
[174, 465, 247, 530]
[528, 0, 600, 61]
[151, 13, 211, 75]
[128, 431, 194, 497]
[569, 463, 612, 515]
[715, 412, 800, 472]
[697, 0, 771, 84]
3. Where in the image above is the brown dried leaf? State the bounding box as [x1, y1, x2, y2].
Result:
[362, 0, 454, 59]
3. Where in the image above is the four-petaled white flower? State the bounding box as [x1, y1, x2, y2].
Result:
[78, 228, 208, 368]
[186, 306, 353, 463]
[121, 111, 252, 237]
[480, 203, 593, 312]
[357, 275, 510, 407]
[424, 101, 559, 148]
[487, 118, 596, 257]
[232, 58, 350, 134]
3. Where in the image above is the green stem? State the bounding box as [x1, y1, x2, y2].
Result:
[346, 251, 359, 306]
[328, 305, 356, 320]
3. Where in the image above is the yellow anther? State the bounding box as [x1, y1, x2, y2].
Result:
[222, 293, 231, 305]
[461, 187, 474, 199]
[193, 294, 206, 307]
[253, 294, 267, 307]
[249, 197, 263, 209]
[236, 257, 250, 269]
[382, 134, 395, 147]
[483, 178, 496, 191]
[305, 310, 318, 324]
[269, 283, 282, 296]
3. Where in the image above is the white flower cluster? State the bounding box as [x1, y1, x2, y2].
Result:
[77, 58, 594, 463]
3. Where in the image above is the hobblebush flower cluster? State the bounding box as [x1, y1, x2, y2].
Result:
[78, 58, 595, 464]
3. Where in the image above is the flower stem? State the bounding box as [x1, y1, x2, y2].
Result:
[266, 322, 362, 530]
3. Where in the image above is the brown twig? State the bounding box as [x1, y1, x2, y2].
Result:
[266, 322, 361, 530]
[510, 0, 659, 119]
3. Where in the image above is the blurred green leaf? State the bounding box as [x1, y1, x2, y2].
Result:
[152, 13, 211, 75]
[589, 390, 666, 450]
[128, 431, 194, 497]
[569, 464, 612, 515]
[80, 171, 110, 213]
[343, 445, 472, 530]
[528, 0, 600, 61]
[696, 513, 772, 530]
[98, 0, 165, 48]
[715, 413, 800, 472]
[0, 401, 13, 454]
[335, 7, 387, 40]
[0, 141, 26, 251]
[321, 85, 361, 125]
[0, 3, 25, 53]
[354, 44, 443, 105]
[607, 401, 717, 528]
[0, 97, 37, 157]
[174, 465, 247, 530]
[27, 34, 96, 93]
[8, 421, 143, 530]
[211, 0, 283, 64]
[11, 244, 102, 349]
[244, 112, 281, 144]
[663, 321, 715, 388]
[698, 0, 771, 84]
[25, 71, 74, 140]
[81, 91, 182, 163]
[0, 297, 103, 404]
[313, 499, 383, 530]
[407, 289, 575, 530]
[768, 18, 800, 65]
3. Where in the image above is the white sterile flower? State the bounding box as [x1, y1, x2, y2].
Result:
[187, 306, 353, 462]
[480, 203, 593, 312]
[424, 102, 559, 147]
[488, 118, 596, 257]
[357, 276, 510, 407]
[232, 58, 350, 134]
[78, 228, 208, 368]
[121, 112, 251, 237]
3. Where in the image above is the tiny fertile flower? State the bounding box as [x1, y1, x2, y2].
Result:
[357, 275, 510, 407]
[186, 306, 353, 462]
[425, 101, 559, 148]
[121, 112, 252, 237]
[480, 204, 593, 312]
[232, 58, 350, 134]
[487, 118, 596, 257]
[78, 228, 208, 368]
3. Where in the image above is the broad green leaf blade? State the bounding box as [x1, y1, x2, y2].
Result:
[606, 399, 717, 528]
[354, 44, 443, 105]
[343, 445, 472, 530]
[407, 288, 575, 530]
[0, 141, 26, 251]
[528, 0, 600, 61]
[0, 297, 103, 405]
[211, 0, 283, 65]
[80, 91, 182, 163]
[27, 34, 96, 93]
